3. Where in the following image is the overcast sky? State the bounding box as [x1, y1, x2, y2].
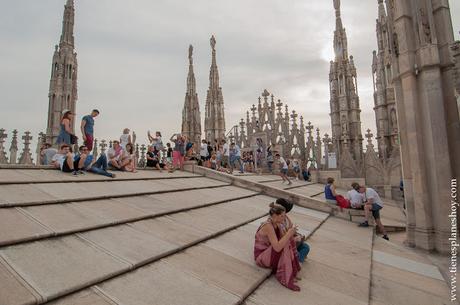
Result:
[0, 0, 459, 147]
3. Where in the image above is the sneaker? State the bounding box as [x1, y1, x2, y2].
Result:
[111, 173, 117, 179]
[382, 235, 389, 241]
[288, 181, 293, 185]
[77, 170, 85, 175]
[358, 221, 369, 227]
[71, 171, 78, 176]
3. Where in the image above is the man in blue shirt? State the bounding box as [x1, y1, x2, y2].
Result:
[80, 109, 99, 151]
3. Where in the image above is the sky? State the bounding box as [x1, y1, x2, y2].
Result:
[0, 0, 459, 148]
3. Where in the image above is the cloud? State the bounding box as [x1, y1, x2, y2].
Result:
[0, 0, 459, 148]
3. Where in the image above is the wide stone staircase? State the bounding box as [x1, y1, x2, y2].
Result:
[0, 168, 452, 305]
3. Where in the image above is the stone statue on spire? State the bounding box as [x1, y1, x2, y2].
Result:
[210, 35, 216, 51]
[333, 0, 340, 10]
[188, 44, 193, 64]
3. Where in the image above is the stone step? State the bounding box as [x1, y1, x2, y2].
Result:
[245, 217, 374, 305]
[0, 194, 278, 305]
[0, 186, 258, 247]
[0, 169, 199, 185]
[41, 204, 329, 305]
[192, 167, 407, 233]
[0, 177, 229, 207]
[370, 233, 451, 305]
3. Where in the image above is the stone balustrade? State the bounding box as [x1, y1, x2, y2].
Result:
[0, 129, 152, 167]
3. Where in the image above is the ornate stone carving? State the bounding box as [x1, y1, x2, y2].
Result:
[18, 131, 34, 165]
[0, 129, 8, 164]
[9, 129, 18, 164]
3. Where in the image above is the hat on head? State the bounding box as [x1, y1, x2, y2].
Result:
[62, 109, 71, 115]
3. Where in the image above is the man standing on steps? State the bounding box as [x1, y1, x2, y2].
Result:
[81, 109, 100, 151]
[358, 185, 389, 241]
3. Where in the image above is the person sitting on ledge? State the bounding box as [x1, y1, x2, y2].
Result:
[122, 143, 137, 173]
[74, 146, 116, 178]
[358, 185, 389, 241]
[347, 182, 364, 209]
[40, 143, 57, 165]
[275, 198, 310, 263]
[324, 177, 338, 204]
[51, 144, 79, 176]
[254, 202, 301, 291]
[146, 145, 162, 172]
[108, 140, 130, 171]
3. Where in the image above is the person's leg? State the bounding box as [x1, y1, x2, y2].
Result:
[119, 157, 131, 168]
[66, 153, 75, 171]
[359, 203, 372, 227]
[364, 203, 371, 221]
[78, 154, 87, 170]
[375, 218, 388, 236]
[372, 205, 388, 239]
[109, 158, 120, 169]
[89, 166, 113, 177]
[297, 242, 310, 263]
[238, 157, 244, 173]
[286, 172, 292, 184]
[172, 151, 179, 169]
[85, 133, 94, 151]
[96, 154, 108, 170]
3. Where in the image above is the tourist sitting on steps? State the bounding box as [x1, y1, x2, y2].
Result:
[74, 145, 116, 178]
[51, 144, 79, 176]
[40, 143, 57, 165]
[107, 140, 130, 171]
[275, 198, 310, 263]
[347, 182, 365, 209]
[146, 145, 162, 172]
[358, 185, 389, 241]
[254, 202, 301, 291]
[123, 143, 137, 173]
[324, 177, 338, 204]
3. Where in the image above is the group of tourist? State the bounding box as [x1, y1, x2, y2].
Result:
[40, 109, 174, 176]
[325, 177, 389, 240]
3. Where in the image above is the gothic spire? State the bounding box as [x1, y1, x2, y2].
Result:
[377, 0, 386, 22]
[60, 0, 75, 47]
[187, 45, 196, 95]
[334, 0, 343, 30]
[46, 0, 78, 144]
[182, 44, 201, 145]
[209, 35, 220, 90]
[204, 35, 226, 142]
[333, 0, 348, 61]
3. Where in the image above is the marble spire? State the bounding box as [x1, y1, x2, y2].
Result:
[181, 45, 202, 145]
[204, 35, 226, 143]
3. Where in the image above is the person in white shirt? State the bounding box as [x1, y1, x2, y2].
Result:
[222, 139, 230, 168]
[275, 153, 292, 185]
[51, 144, 78, 175]
[107, 140, 130, 171]
[200, 139, 209, 164]
[347, 182, 364, 209]
[358, 185, 389, 240]
[119, 128, 132, 149]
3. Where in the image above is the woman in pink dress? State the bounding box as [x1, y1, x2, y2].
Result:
[254, 202, 301, 291]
